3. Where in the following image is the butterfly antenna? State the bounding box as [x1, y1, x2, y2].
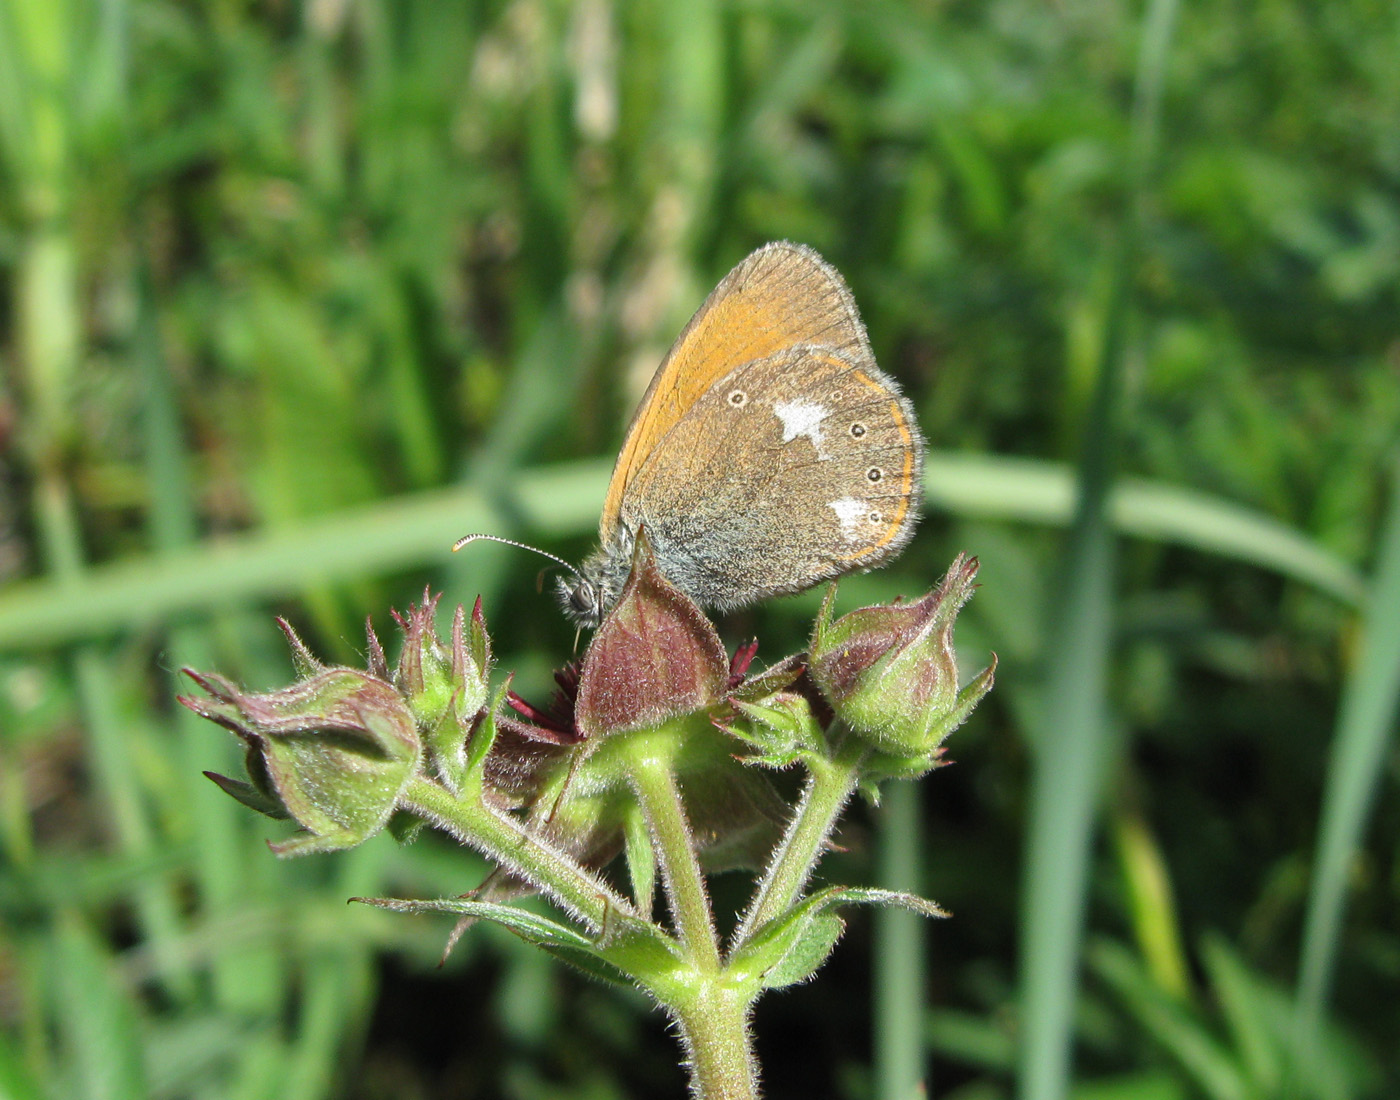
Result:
[452, 533, 583, 580]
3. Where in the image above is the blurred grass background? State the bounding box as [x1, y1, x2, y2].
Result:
[1, 1, 1398, 1098]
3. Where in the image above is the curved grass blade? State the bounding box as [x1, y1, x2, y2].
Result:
[0, 455, 1362, 653]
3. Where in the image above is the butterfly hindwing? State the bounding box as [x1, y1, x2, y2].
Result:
[618, 345, 923, 611]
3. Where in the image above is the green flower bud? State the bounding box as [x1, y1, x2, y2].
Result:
[810, 555, 995, 762]
[179, 622, 421, 856]
[391, 590, 492, 791]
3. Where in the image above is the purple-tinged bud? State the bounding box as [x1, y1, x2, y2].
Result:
[810, 555, 995, 759]
[391, 590, 492, 790]
[574, 533, 728, 740]
[179, 622, 421, 856]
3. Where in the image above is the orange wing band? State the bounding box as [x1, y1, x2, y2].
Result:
[839, 368, 915, 561]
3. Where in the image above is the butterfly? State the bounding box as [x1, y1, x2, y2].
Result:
[556, 242, 925, 627]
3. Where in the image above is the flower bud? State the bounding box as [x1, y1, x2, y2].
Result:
[179, 626, 421, 856]
[809, 554, 995, 760]
[392, 590, 492, 790]
[574, 532, 728, 740]
[514, 535, 789, 873]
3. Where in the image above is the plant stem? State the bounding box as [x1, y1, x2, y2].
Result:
[628, 742, 722, 971]
[875, 781, 927, 1100]
[671, 980, 760, 1100]
[733, 733, 868, 946]
[401, 776, 633, 930]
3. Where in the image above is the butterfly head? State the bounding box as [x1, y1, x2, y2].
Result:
[557, 569, 604, 628]
[558, 528, 635, 629]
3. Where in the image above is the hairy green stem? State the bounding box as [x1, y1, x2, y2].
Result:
[401, 776, 633, 930]
[671, 980, 760, 1100]
[734, 733, 868, 946]
[628, 742, 722, 971]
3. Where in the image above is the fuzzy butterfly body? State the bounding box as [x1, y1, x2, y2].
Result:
[562, 242, 925, 627]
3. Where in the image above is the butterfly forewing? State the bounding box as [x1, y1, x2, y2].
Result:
[619, 346, 924, 611]
[600, 242, 874, 537]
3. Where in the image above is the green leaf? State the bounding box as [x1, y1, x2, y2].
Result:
[815, 885, 949, 918]
[355, 895, 621, 982]
[203, 771, 289, 820]
[49, 913, 148, 1100]
[731, 885, 945, 992]
[386, 810, 424, 845]
[926, 1008, 1016, 1072]
[1068, 1070, 1188, 1100]
[593, 909, 693, 996]
[353, 896, 682, 992]
[465, 680, 510, 779]
[1088, 938, 1249, 1100]
[922, 454, 1364, 605]
[762, 912, 844, 991]
[622, 804, 656, 919]
[1200, 934, 1280, 1094]
[0, 463, 611, 652]
[727, 693, 824, 768]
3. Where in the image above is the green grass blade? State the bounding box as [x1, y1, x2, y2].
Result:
[924, 454, 1365, 605]
[0, 460, 610, 651]
[1292, 451, 1400, 1088]
[875, 781, 927, 1100]
[284, 950, 374, 1100]
[1016, 407, 1121, 1100]
[48, 913, 148, 1100]
[1018, 2, 1180, 1097]
[136, 266, 287, 1019]
[1111, 809, 1190, 1003]
[0, 455, 1362, 652]
[8, 31, 192, 999]
[1089, 939, 1249, 1100]
[1201, 934, 1281, 1094]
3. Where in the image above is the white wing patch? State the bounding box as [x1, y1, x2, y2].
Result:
[773, 398, 830, 458]
[829, 497, 866, 541]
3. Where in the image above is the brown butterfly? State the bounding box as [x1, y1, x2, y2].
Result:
[556, 242, 926, 627]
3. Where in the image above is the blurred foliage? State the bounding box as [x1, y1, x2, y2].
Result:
[1, 0, 1397, 1098]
